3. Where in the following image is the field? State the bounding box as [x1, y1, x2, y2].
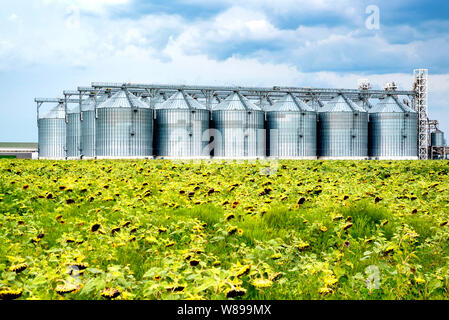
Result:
[0, 159, 449, 300]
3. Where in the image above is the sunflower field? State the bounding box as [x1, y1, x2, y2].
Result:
[0, 159, 449, 300]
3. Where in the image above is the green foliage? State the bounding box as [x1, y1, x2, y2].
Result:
[0, 159, 448, 300]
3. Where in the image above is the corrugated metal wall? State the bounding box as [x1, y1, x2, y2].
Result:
[267, 111, 317, 158]
[212, 110, 265, 158]
[38, 118, 66, 159]
[155, 109, 210, 157]
[369, 113, 418, 158]
[96, 108, 153, 158]
[66, 112, 81, 158]
[131, 108, 153, 157]
[80, 110, 96, 158]
[318, 112, 368, 158]
[431, 131, 445, 146]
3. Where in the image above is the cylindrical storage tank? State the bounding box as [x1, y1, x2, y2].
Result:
[212, 92, 265, 158]
[369, 96, 418, 159]
[38, 102, 66, 159]
[155, 91, 210, 158]
[66, 104, 81, 159]
[318, 95, 368, 159]
[80, 94, 108, 158]
[96, 89, 153, 158]
[266, 93, 317, 159]
[431, 130, 445, 147]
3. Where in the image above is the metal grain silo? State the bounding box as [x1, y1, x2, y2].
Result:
[266, 93, 317, 159]
[96, 89, 153, 158]
[38, 102, 66, 159]
[431, 129, 445, 147]
[155, 90, 210, 158]
[212, 92, 265, 158]
[80, 94, 108, 158]
[369, 96, 418, 159]
[66, 103, 81, 159]
[318, 95, 368, 159]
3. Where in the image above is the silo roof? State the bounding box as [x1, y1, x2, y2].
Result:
[256, 97, 272, 111]
[266, 93, 314, 112]
[320, 95, 366, 113]
[139, 96, 151, 108]
[369, 96, 416, 113]
[211, 96, 220, 109]
[97, 89, 150, 109]
[81, 97, 96, 112]
[152, 94, 165, 108]
[42, 102, 65, 119]
[156, 91, 207, 110]
[67, 103, 80, 114]
[307, 99, 324, 111]
[212, 92, 262, 111]
[81, 95, 108, 112]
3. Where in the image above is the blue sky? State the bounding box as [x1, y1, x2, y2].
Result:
[0, 0, 448, 141]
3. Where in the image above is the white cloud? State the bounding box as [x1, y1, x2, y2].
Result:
[1, 2, 447, 75]
[8, 13, 19, 21]
[0, 0, 448, 140]
[184, 0, 357, 16]
[42, 0, 130, 13]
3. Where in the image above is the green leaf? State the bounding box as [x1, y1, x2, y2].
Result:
[428, 279, 442, 293]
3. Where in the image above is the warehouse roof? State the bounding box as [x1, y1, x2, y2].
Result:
[0, 142, 38, 149]
[0, 142, 38, 153]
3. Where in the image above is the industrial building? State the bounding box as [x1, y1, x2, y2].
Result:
[0, 143, 38, 159]
[34, 69, 447, 160]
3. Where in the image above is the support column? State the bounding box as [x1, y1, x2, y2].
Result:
[413, 69, 429, 160]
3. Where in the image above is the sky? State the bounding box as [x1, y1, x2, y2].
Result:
[0, 0, 448, 142]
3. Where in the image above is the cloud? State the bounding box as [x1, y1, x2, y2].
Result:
[8, 13, 19, 21]
[0, 0, 448, 141]
[182, 0, 358, 16]
[42, 0, 131, 13]
[1, 1, 448, 74]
